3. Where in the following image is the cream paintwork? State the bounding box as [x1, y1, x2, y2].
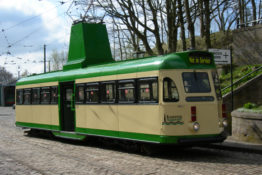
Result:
[76, 71, 159, 83]
[76, 105, 118, 131]
[16, 82, 58, 89]
[16, 105, 59, 126]
[16, 82, 59, 126]
[118, 105, 161, 135]
[159, 69, 224, 136]
[16, 69, 224, 137]
[76, 71, 161, 135]
[76, 104, 161, 135]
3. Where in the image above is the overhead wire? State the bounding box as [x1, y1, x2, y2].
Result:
[0, 0, 75, 69]
[3, 1, 69, 32]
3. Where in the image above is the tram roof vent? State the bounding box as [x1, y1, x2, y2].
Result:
[63, 21, 113, 71]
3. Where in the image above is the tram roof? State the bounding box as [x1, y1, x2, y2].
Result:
[16, 50, 215, 86]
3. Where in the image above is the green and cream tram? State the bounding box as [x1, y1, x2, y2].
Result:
[15, 21, 227, 145]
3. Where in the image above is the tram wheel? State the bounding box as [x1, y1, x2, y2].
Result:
[140, 144, 158, 156]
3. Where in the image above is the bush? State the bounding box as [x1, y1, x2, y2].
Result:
[243, 102, 257, 109]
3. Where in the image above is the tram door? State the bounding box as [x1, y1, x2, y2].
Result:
[60, 82, 75, 131]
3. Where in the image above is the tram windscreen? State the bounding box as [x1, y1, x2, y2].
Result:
[182, 72, 211, 93]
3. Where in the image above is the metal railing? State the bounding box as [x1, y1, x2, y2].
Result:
[222, 66, 262, 93]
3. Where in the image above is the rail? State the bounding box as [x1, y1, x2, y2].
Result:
[222, 66, 262, 93]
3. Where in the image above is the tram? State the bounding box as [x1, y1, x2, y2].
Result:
[15, 21, 228, 146]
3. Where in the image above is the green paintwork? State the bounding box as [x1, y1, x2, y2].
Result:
[63, 22, 113, 70]
[75, 127, 219, 143]
[16, 51, 215, 86]
[16, 122, 59, 131]
[52, 131, 87, 140]
[16, 121, 220, 143]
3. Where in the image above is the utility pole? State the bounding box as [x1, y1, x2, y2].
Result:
[48, 60, 50, 72]
[44, 44, 46, 73]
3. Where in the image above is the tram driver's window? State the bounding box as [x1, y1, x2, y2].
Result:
[163, 77, 179, 102]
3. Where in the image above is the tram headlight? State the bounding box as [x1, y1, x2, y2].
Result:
[222, 119, 228, 127]
[193, 122, 200, 131]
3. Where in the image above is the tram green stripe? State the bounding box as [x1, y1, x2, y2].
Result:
[16, 122, 59, 131]
[16, 51, 216, 86]
[15, 122, 220, 144]
[52, 131, 86, 140]
[75, 127, 219, 144]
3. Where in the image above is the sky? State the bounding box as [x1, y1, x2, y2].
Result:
[0, 0, 76, 77]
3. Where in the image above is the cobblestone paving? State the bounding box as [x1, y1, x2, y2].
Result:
[0, 107, 262, 175]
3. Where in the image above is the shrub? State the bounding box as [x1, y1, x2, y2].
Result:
[243, 102, 257, 109]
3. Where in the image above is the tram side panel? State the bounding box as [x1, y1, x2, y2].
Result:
[15, 83, 60, 130]
[118, 105, 161, 138]
[76, 105, 119, 135]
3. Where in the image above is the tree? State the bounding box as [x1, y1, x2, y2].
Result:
[184, 0, 196, 49]
[178, 0, 186, 51]
[251, 0, 257, 25]
[21, 70, 29, 78]
[0, 66, 15, 83]
[204, 0, 211, 49]
[49, 50, 67, 71]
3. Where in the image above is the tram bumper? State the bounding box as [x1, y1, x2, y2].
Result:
[160, 132, 227, 145]
[177, 133, 227, 145]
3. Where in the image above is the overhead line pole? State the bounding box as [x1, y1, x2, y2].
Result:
[44, 44, 46, 73]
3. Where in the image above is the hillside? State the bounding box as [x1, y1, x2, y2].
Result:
[220, 65, 262, 95]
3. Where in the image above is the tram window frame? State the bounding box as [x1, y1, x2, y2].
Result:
[163, 77, 179, 102]
[118, 80, 136, 104]
[32, 88, 40, 104]
[138, 77, 158, 103]
[85, 83, 100, 104]
[101, 81, 116, 103]
[76, 84, 85, 104]
[23, 88, 32, 105]
[50, 86, 58, 104]
[40, 87, 51, 104]
[16, 89, 23, 105]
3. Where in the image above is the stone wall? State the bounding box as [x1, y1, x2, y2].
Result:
[233, 24, 262, 65]
[223, 73, 262, 113]
[231, 110, 262, 143]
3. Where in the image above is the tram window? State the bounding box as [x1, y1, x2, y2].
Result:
[23, 89, 31, 104]
[41, 87, 50, 104]
[32, 88, 40, 104]
[76, 84, 85, 104]
[51, 86, 58, 104]
[138, 78, 158, 103]
[163, 78, 179, 102]
[182, 72, 211, 93]
[16, 89, 23, 105]
[101, 82, 115, 103]
[86, 83, 99, 103]
[118, 81, 135, 103]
